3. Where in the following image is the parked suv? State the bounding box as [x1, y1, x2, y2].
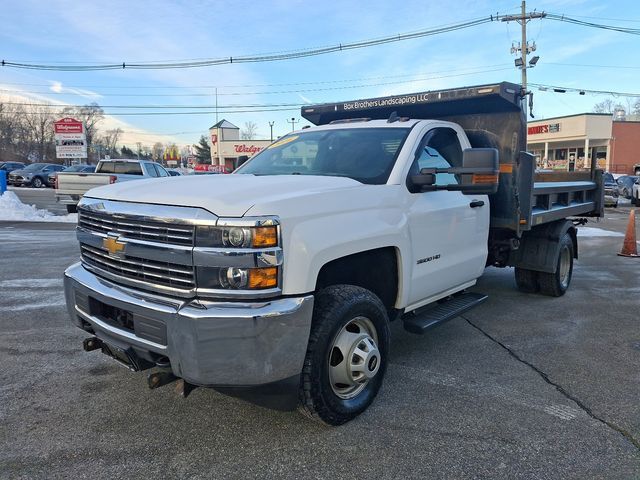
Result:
[9, 163, 65, 188]
[603, 172, 619, 208]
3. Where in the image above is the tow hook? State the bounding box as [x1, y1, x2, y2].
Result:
[83, 337, 103, 352]
[146, 370, 197, 398]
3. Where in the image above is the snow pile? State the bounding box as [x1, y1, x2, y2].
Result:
[0, 191, 77, 223]
[577, 226, 624, 237]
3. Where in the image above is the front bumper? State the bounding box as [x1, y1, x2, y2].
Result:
[64, 262, 314, 387]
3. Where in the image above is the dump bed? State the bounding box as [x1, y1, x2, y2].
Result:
[301, 82, 603, 235]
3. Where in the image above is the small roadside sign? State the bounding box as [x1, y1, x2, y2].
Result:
[54, 118, 87, 159]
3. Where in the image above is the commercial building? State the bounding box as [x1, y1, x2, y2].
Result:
[208, 120, 271, 172]
[526, 114, 640, 174]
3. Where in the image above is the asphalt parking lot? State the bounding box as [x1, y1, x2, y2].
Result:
[1, 207, 639, 479]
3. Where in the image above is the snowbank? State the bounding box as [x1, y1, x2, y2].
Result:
[0, 191, 77, 223]
[577, 226, 624, 237]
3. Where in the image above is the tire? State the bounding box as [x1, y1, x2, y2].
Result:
[622, 188, 629, 199]
[633, 197, 639, 206]
[66, 204, 77, 214]
[514, 267, 539, 293]
[538, 232, 574, 297]
[298, 285, 390, 426]
[31, 177, 43, 188]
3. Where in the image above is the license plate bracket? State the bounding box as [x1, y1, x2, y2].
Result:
[100, 342, 144, 371]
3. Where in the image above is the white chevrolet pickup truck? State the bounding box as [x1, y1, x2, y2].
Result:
[56, 159, 170, 213]
[64, 83, 603, 425]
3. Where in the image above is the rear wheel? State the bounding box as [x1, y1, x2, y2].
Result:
[299, 285, 389, 425]
[538, 233, 574, 297]
[514, 267, 539, 293]
[66, 204, 77, 214]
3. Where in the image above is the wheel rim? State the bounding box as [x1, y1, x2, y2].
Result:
[328, 316, 381, 400]
[558, 245, 571, 288]
[33, 178, 41, 187]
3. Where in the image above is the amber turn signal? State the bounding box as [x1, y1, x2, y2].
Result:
[252, 226, 278, 247]
[472, 174, 499, 184]
[248, 267, 278, 289]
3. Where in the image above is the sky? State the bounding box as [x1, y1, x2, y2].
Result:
[1, 0, 638, 151]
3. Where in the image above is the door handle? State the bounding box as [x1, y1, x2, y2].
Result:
[469, 200, 485, 208]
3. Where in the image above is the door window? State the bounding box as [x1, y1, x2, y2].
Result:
[409, 127, 463, 187]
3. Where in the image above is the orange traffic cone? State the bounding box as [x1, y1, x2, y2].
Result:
[618, 209, 639, 257]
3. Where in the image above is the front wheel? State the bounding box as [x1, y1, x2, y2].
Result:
[299, 285, 390, 425]
[31, 177, 43, 188]
[538, 232, 574, 297]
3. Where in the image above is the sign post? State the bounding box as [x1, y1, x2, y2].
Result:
[54, 118, 87, 161]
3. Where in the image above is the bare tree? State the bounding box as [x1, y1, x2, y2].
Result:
[152, 142, 164, 161]
[101, 128, 123, 157]
[241, 121, 258, 140]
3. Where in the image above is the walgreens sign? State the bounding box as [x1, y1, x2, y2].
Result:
[54, 117, 84, 134]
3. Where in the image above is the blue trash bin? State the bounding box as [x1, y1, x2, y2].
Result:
[0, 170, 6, 195]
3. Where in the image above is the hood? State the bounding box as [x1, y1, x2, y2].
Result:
[11, 169, 36, 176]
[85, 174, 364, 217]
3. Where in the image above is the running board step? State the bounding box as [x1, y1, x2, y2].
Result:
[403, 292, 488, 335]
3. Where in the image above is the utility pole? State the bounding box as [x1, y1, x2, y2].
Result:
[287, 117, 299, 132]
[268, 121, 275, 141]
[501, 1, 546, 93]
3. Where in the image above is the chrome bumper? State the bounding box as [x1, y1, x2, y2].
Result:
[64, 262, 314, 386]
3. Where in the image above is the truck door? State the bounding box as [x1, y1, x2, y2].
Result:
[406, 126, 489, 307]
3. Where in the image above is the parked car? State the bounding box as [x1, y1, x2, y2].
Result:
[603, 172, 619, 208]
[48, 164, 95, 188]
[167, 169, 182, 176]
[8, 163, 65, 188]
[616, 175, 639, 199]
[0, 162, 26, 175]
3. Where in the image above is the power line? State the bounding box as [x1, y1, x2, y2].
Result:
[0, 16, 494, 71]
[0, 107, 302, 116]
[0, 101, 307, 109]
[544, 13, 640, 34]
[0, 67, 514, 98]
[531, 83, 640, 97]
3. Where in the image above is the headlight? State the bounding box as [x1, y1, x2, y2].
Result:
[196, 223, 278, 248]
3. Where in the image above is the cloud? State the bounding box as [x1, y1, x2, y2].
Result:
[49, 81, 102, 100]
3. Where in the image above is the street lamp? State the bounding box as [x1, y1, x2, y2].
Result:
[287, 117, 299, 132]
[529, 55, 539, 66]
[268, 121, 275, 142]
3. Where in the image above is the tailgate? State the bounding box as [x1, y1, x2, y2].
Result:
[56, 173, 111, 195]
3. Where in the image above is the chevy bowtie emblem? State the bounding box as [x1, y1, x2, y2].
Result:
[103, 234, 126, 256]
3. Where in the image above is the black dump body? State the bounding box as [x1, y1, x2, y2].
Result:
[302, 82, 603, 236]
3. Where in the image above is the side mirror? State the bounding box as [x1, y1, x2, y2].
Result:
[457, 148, 500, 194]
[409, 148, 499, 195]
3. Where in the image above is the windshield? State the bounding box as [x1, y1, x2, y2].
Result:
[21, 163, 47, 172]
[235, 127, 410, 184]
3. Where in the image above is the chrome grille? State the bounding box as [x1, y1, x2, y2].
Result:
[78, 209, 195, 246]
[80, 243, 195, 290]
